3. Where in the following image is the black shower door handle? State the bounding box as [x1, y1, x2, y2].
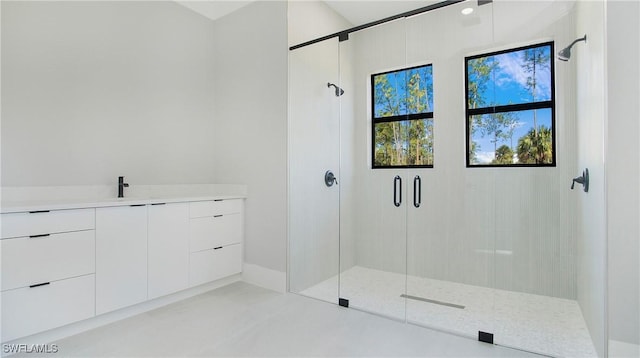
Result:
[394, 175, 402, 207]
[413, 175, 421, 208]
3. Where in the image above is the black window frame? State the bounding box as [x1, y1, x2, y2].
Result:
[371, 63, 435, 169]
[465, 41, 557, 168]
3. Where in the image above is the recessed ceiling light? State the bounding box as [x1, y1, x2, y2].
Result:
[461, 7, 474, 15]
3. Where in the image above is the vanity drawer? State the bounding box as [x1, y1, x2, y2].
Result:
[1, 230, 95, 291]
[189, 213, 242, 252]
[189, 244, 242, 287]
[189, 199, 242, 219]
[1, 208, 95, 239]
[1, 274, 95, 342]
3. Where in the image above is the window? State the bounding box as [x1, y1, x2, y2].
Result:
[372, 64, 434, 168]
[465, 42, 555, 167]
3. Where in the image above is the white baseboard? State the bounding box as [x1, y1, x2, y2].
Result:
[242, 263, 287, 293]
[1, 275, 241, 356]
[609, 340, 640, 358]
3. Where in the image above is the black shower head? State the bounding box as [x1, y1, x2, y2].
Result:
[558, 34, 587, 61]
[327, 82, 345, 97]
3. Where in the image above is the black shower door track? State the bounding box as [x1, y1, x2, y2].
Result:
[289, 0, 492, 51]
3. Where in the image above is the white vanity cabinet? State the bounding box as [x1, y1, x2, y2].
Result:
[188, 199, 244, 287]
[0, 209, 96, 342]
[95, 205, 148, 315]
[1, 194, 244, 342]
[147, 202, 190, 299]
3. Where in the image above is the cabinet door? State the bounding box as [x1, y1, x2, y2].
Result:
[1, 208, 95, 239]
[189, 244, 242, 287]
[189, 199, 242, 218]
[2, 274, 95, 342]
[96, 205, 148, 315]
[189, 213, 242, 252]
[148, 203, 189, 299]
[1, 230, 95, 291]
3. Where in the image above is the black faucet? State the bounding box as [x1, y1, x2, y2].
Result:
[118, 176, 129, 198]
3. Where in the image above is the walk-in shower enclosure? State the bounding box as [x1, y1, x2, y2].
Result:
[289, 1, 606, 357]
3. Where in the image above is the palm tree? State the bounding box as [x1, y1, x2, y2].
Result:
[517, 126, 553, 164]
[493, 145, 514, 164]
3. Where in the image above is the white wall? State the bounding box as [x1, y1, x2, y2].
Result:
[607, 0, 640, 353]
[0, 0, 3, 345]
[575, 1, 607, 356]
[1, 1, 217, 186]
[212, 1, 288, 278]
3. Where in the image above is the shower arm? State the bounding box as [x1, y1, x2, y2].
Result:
[567, 35, 587, 50]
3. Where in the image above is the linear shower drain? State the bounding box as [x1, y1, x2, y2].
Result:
[400, 294, 465, 309]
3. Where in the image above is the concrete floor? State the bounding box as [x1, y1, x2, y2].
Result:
[22, 282, 542, 357]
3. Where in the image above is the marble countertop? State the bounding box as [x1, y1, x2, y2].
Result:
[1, 184, 247, 213]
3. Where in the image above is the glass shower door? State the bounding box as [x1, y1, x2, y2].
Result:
[338, 167, 408, 320]
[338, 19, 408, 321]
[404, 1, 497, 340]
[288, 38, 341, 303]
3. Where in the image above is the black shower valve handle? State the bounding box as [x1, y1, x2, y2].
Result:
[571, 169, 589, 193]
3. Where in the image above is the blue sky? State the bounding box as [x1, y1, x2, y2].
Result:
[489, 49, 552, 104]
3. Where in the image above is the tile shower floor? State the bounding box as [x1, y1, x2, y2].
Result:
[301, 266, 597, 358]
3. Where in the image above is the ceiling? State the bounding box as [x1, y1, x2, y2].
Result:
[174, 0, 443, 26]
[174, 1, 254, 21]
[324, 1, 442, 26]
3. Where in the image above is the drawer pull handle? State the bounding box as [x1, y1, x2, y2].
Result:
[151, 203, 166, 206]
[28, 210, 50, 214]
[214, 199, 224, 202]
[213, 215, 223, 218]
[29, 282, 50, 288]
[130, 204, 146, 207]
[213, 246, 223, 250]
[29, 234, 50, 239]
